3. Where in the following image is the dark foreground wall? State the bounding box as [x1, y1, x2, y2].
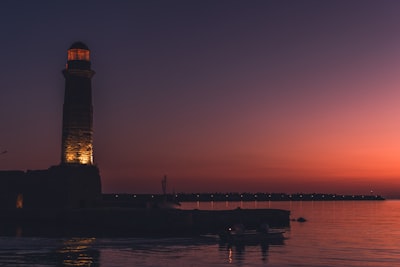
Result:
[0, 207, 290, 237]
[0, 165, 101, 209]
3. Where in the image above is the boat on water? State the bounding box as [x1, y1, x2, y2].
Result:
[219, 224, 285, 244]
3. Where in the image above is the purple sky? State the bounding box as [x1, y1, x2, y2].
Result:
[1, 1, 400, 197]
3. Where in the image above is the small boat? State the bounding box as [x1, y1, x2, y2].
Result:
[219, 224, 285, 244]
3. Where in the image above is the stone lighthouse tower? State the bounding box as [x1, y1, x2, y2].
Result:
[61, 42, 95, 165]
[57, 41, 101, 208]
[0, 42, 101, 210]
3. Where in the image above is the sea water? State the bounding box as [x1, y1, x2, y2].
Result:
[0, 200, 399, 266]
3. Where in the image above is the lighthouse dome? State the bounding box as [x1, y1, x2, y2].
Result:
[69, 41, 89, 50]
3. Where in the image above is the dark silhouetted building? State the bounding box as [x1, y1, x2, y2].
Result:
[0, 42, 101, 209]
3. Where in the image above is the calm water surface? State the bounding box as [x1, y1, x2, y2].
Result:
[1, 200, 399, 266]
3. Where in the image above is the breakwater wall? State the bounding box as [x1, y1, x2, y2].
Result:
[0, 207, 290, 237]
[103, 193, 384, 207]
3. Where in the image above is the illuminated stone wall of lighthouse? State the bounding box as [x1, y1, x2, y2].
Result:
[61, 42, 95, 165]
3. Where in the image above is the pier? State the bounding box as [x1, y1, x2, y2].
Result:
[103, 192, 385, 206]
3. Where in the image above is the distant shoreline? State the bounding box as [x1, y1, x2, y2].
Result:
[103, 193, 384, 206]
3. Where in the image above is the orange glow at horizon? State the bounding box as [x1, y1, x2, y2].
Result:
[4, 1, 400, 198]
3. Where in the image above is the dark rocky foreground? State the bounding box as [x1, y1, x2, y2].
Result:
[0, 207, 290, 237]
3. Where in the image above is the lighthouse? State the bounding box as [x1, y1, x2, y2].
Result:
[61, 42, 95, 165]
[0, 42, 102, 209]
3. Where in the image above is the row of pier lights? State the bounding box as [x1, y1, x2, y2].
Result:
[105, 192, 385, 202]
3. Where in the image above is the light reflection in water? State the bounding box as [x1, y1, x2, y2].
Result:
[218, 240, 273, 265]
[228, 247, 233, 263]
[3, 201, 400, 266]
[57, 237, 96, 266]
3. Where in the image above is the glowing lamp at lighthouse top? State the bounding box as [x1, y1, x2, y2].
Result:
[68, 48, 90, 61]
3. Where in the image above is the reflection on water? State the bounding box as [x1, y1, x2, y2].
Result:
[2, 201, 400, 266]
[57, 238, 98, 266]
[0, 236, 100, 266]
[0, 234, 284, 267]
[218, 241, 276, 266]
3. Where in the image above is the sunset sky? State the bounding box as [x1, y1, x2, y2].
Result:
[1, 1, 400, 197]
